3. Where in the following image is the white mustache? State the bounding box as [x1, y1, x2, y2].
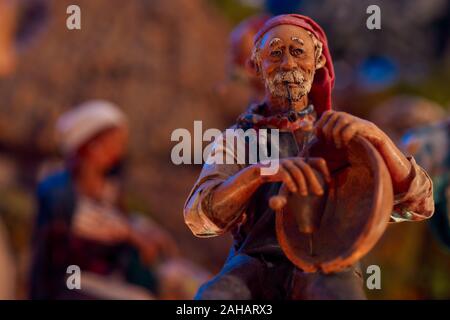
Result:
[272, 70, 305, 85]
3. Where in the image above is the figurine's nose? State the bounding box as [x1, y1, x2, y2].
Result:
[280, 53, 296, 71]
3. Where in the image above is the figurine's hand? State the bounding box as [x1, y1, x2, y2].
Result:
[269, 184, 289, 211]
[315, 110, 384, 149]
[72, 205, 131, 245]
[261, 157, 331, 199]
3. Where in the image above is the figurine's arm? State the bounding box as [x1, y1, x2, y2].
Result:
[369, 130, 434, 222]
[184, 135, 330, 237]
[389, 157, 434, 222]
[183, 163, 259, 237]
[316, 111, 434, 221]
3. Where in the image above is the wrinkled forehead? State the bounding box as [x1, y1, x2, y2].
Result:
[258, 25, 315, 50]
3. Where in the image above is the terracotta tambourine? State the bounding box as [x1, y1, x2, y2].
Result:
[276, 135, 394, 273]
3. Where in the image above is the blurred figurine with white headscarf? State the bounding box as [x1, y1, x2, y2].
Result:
[30, 100, 211, 299]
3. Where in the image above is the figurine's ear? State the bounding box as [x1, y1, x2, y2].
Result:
[316, 53, 326, 70]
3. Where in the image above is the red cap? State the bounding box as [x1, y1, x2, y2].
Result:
[254, 14, 334, 115]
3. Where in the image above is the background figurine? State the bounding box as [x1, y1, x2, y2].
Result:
[30, 100, 211, 299]
[370, 96, 449, 250]
[219, 14, 270, 102]
[402, 118, 450, 250]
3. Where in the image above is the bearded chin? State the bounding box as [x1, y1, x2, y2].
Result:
[266, 79, 312, 101]
[288, 85, 310, 101]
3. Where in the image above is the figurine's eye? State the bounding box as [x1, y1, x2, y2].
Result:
[291, 48, 304, 57]
[270, 49, 282, 58]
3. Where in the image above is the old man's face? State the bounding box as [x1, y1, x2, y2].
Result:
[253, 25, 326, 102]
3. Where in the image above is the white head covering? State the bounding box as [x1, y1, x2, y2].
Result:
[56, 100, 127, 155]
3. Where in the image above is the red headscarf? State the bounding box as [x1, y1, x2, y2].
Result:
[254, 14, 335, 116]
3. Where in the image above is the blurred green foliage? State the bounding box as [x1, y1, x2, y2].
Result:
[393, 69, 450, 108]
[211, 0, 260, 25]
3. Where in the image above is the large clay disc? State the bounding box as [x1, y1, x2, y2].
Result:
[276, 136, 394, 273]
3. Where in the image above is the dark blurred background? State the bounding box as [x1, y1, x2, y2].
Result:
[0, 0, 449, 299]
